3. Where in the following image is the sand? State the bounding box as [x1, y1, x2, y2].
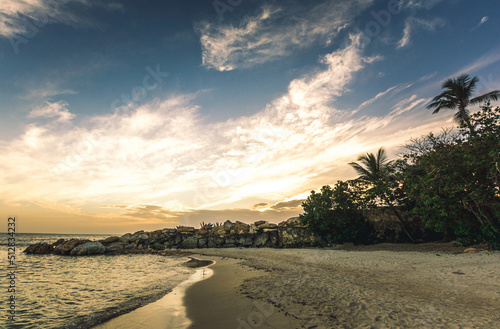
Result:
[188, 244, 500, 329]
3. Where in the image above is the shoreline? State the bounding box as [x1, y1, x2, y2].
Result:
[93, 257, 215, 329]
[184, 256, 304, 329]
[188, 244, 499, 328]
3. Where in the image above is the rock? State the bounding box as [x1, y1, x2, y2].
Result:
[177, 226, 195, 234]
[234, 221, 250, 234]
[119, 233, 132, 243]
[149, 230, 163, 238]
[181, 236, 198, 249]
[52, 239, 90, 255]
[214, 236, 225, 245]
[198, 238, 208, 248]
[53, 239, 66, 246]
[105, 242, 128, 253]
[24, 242, 54, 254]
[101, 236, 121, 245]
[286, 217, 303, 227]
[254, 233, 268, 247]
[223, 220, 235, 231]
[259, 223, 277, 229]
[162, 228, 177, 235]
[249, 224, 258, 234]
[254, 220, 267, 227]
[211, 226, 226, 235]
[207, 238, 217, 248]
[464, 248, 479, 254]
[70, 242, 106, 256]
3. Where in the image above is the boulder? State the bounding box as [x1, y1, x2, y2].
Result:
[149, 230, 163, 238]
[101, 236, 121, 245]
[181, 236, 198, 249]
[234, 221, 250, 234]
[162, 228, 177, 235]
[211, 226, 226, 235]
[52, 239, 90, 255]
[24, 242, 54, 254]
[254, 233, 268, 247]
[70, 242, 106, 256]
[119, 233, 132, 243]
[259, 223, 277, 229]
[105, 242, 128, 253]
[254, 220, 267, 227]
[223, 220, 235, 231]
[177, 226, 195, 234]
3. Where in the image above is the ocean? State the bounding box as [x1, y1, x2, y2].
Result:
[0, 233, 195, 329]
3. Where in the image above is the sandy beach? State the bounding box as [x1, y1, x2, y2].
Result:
[187, 243, 499, 329]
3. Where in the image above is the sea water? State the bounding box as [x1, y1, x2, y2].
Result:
[0, 233, 194, 329]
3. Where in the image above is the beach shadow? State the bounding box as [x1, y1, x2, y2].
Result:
[182, 257, 214, 268]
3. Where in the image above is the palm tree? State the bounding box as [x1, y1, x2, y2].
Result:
[348, 147, 391, 183]
[427, 74, 499, 133]
[349, 148, 414, 241]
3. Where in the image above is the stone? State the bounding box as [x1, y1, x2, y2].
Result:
[52, 239, 90, 255]
[234, 221, 250, 234]
[214, 236, 225, 245]
[254, 220, 267, 227]
[211, 226, 226, 235]
[162, 228, 177, 235]
[105, 242, 127, 253]
[207, 238, 217, 248]
[464, 248, 479, 254]
[177, 226, 195, 234]
[259, 223, 278, 229]
[223, 220, 235, 231]
[101, 236, 121, 245]
[181, 236, 198, 249]
[254, 233, 268, 247]
[198, 238, 208, 248]
[120, 233, 132, 243]
[70, 242, 106, 256]
[24, 242, 54, 254]
[149, 230, 163, 238]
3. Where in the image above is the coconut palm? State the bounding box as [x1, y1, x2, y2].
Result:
[349, 148, 414, 241]
[348, 147, 391, 183]
[427, 74, 500, 133]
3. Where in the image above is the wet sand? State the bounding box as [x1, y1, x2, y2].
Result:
[188, 244, 499, 329]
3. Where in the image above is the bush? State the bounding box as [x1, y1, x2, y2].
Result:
[300, 181, 370, 244]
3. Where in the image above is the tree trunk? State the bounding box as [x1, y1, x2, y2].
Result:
[382, 195, 415, 242]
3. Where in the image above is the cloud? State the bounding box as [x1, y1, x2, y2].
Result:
[401, 0, 445, 10]
[270, 199, 304, 211]
[253, 202, 269, 209]
[397, 17, 445, 48]
[0, 34, 452, 227]
[0, 0, 121, 38]
[478, 16, 489, 27]
[28, 100, 75, 122]
[198, 0, 373, 71]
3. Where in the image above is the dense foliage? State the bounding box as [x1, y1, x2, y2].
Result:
[299, 181, 369, 244]
[403, 105, 500, 248]
[301, 105, 500, 248]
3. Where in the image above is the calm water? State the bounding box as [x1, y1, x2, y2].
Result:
[0, 233, 194, 329]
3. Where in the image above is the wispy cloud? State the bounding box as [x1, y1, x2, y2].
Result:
[28, 100, 75, 122]
[198, 0, 373, 71]
[397, 17, 445, 48]
[0, 34, 451, 227]
[478, 16, 489, 27]
[0, 0, 121, 38]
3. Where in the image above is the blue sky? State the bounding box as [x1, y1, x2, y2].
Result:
[1, 0, 499, 233]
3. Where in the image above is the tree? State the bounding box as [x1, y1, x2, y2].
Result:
[348, 147, 391, 183]
[300, 181, 369, 244]
[349, 148, 415, 241]
[404, 105, 500, 249]
[427, 74, 499, 134]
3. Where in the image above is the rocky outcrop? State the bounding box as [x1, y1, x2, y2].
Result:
[70, 242, 106, 256]
[24, 242, 54, 254]
[24, 218, 319, 256]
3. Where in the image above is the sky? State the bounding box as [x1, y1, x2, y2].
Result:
[1, 0, 499, 234]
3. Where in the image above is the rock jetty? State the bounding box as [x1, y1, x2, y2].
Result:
[24, 218, 318, 256]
